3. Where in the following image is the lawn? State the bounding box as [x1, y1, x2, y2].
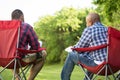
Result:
[0, 63, 118, 80]
[35, 64, 84, 80]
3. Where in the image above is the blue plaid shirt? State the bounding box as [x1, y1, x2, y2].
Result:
[74, 22, 108, 61]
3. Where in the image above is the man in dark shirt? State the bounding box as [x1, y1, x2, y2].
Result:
[11, 9, 47, 80]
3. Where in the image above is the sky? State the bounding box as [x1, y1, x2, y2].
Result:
[0, 0, 95, 26]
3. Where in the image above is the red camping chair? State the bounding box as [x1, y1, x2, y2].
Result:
[0, 20, 46, 80]
[72, 27, 120, 80]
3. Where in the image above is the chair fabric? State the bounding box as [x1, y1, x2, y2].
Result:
[72, 27, 120, 75]
[0, 20, 20, 58]
[108, 27, 120, 68]
[0, 20, 20, 68]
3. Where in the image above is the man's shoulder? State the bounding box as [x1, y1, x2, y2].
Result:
[93, 22, 107, 28]
[22, 22, 30, 26]
[21, 22, 33, 28]
[90, 23, 107, 29]
[85, 26, 92, 31]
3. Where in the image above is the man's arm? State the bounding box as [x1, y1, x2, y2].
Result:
[27, 26, 40, 50]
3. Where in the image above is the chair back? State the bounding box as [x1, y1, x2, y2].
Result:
[108, 27, 120, 68]
[75, 27, 120, 75]
[0, 20, 21, 67]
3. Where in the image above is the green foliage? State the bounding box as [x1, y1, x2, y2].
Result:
[93, 0, 120, 29]
[34, 7, 92, 64]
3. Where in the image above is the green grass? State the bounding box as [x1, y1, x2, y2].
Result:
[35, 64, 84, 80]
[0, 64, 118, 80]
[34, 64, 118, 80]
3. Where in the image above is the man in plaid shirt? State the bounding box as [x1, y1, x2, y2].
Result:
[61, 13, 108, 80]
[11, 9, 47, 80]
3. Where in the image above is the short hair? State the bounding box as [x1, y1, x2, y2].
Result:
[11, 9, 23, 19]
[87, 12, 100, 23]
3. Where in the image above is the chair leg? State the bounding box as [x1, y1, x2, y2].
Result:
[116, 73, 120, 80]
[13, 58, 17, 80]
[107, 65, 116, 80]
[92, 65, 106, 80]
[105, 64, 108, 80]
[0, 75, 3, 80]
[84, 71, 94, 80]
[78, 64, 91, 80]
[17, 60, 27, 80]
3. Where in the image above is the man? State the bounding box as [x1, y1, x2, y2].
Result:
[61, 13, 108, 80]
[11, 9, 47, 80]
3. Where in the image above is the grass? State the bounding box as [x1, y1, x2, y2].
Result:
[0, 63, 118, 80]
[35, 64, 84, 80]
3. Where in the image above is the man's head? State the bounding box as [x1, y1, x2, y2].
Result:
[11, 9, 24, 22]
[86, 12, 100, 27]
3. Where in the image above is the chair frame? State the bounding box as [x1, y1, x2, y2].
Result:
[72, 27, 120, 80]
[0, 20, 45, 80]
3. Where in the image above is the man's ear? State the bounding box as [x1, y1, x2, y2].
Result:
[20, 15, 24, 22]
[90, 21, 93, 26]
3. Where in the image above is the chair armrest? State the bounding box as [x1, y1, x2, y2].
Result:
[72, 44, 108, 52]
[17, 48, 46, 54]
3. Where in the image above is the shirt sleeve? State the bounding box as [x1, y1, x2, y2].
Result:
[27, 25, 40, 50]
[74, 27, 92, 48]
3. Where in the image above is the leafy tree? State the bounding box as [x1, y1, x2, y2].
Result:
[34, 7, 94, 63]
[93, 0, 120, 29]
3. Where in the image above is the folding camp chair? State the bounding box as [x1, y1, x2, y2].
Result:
[72, 27, 120, 80]
[0, 20, 46, 80]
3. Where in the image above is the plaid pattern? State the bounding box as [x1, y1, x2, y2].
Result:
[19, 22, 40, 50]
[74, 22, 108, 61]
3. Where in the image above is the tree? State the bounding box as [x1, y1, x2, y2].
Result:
[93, 0, 120, 29]
[34, 7, 93, 63]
